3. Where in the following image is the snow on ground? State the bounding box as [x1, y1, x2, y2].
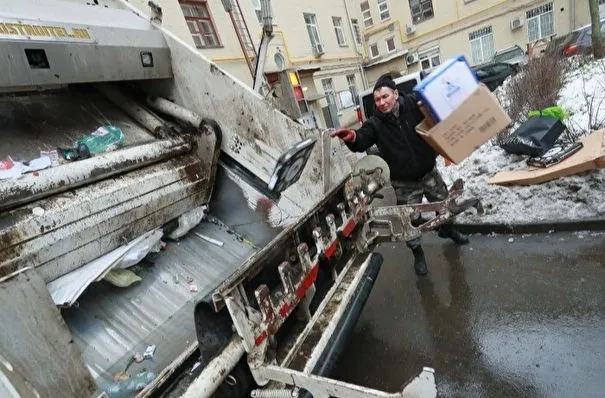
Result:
[436, 58, 605, 225]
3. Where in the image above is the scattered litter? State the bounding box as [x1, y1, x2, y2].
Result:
[78, 125, 125, 154]
[174, 275, 179, 284]
[103, 268, 142, 287]
[578, 235, 585, 239]
[32, 207, 45, 217]
[144, 345, 156, 360]
[186, 276, 194, 284]
[190, 361, 202, 373]
[194, 232, 224, 247]
[133, 354, 144, 363]
[167, 206, 207, 239]
[40, 150, 60, 167]
[508, 238, 514, 243]
[57, 143, 91, 161]
[105, 370, 156, 395]
[112, 371, 130, 382]
[189, 284, 198, 293]
[0, 155, 52, 180]
[548, 230, 555, 234]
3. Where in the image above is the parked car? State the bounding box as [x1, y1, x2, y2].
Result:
[356, 70, 427, 123]
[546, 19, 605, 56]
[472, 62, 517, 91]
[492, 45, 528, 69]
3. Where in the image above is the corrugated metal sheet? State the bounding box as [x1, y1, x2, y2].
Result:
[61, 219, 256, 395]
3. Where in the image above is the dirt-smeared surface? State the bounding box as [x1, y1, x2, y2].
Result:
[333, 231, 605, 398]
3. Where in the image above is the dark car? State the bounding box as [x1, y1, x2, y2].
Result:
[546, 20, 605, 56]
[472, 62, 517, 91]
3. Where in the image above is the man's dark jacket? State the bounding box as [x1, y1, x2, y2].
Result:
[346, 94, 437, 181]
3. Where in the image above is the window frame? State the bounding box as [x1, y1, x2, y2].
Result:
[304, 13, 324, 51]
[322, 78, 340, 110]
[419, 47, 441, 71]
[180, 0, 222, 49]
[361, 1, 374, 28]
[469, 26, 495, 64]
[526, 2, 554, 43]
[333, 16, 348, 46]
[369, 43, 380, 58]
[385, 37, 396, 53]
[408, 0, 434, 24]
[351, 18, 362, 45]
[377, 0, 391, 22]
[347, 74, 360, 106]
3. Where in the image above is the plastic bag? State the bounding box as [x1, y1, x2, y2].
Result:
[528, 106, 568, 121]
[499, 116, 566, 157]
[77, 125, 125, 154]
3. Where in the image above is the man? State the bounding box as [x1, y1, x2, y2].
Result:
[331, 74, 468, 276]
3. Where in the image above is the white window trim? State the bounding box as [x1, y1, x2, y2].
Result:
[419, 47, 441, 70]
[304, 13, 323, 52]
[385, 36, 396, 53]
[409, 0, 434, 24]
[351, 18, 362, 45]
[469, 26, 494, 64]
[526, 2, 554, 43]
[361, 1, 373, 27]
[333, 17, 347, 46]
[377, 0, 391, 22]
[369, 43, 380, 58]
[321, 78, 340, 110]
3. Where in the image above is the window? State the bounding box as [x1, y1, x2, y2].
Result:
[333, 17, 347, 46]
[347, 74, 360, 106]
[322, 78, 339, 109]
[180, 1, 221, 48]
[361, 1, 373, 28]
[370, 43, 379, 58]
[419, 47, 440, 70]
[409, 0, 434, 24]
[386, 37, 396, 53]
[251, 0, 262, 23]
[351, 19, 362, 44]
[469, 26, 495, 64]
[377, 0, 390, 21]
[304, 13, 323, 52]
[527, 3, 553, 43]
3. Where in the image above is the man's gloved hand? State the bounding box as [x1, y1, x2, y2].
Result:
[330, 128, 356, 143]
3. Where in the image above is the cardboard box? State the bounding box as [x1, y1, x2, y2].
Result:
[488, 129, 605, 185]
[416, 85, 511, 164]
[413, 55, 478, 122]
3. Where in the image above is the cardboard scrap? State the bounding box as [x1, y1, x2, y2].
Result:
[488, 129, 605, 186]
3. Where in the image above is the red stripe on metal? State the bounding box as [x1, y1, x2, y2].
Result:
[279, 302, 291, 317]
[255, 331, 268, 346]
[325, 240, 338, 258]
[296, 264, 319, 298]
[342, 219, 356, 237]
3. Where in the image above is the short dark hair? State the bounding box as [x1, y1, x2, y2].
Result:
[373, 74, 397, 92]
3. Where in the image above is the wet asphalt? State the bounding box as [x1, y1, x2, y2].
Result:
[332, 231, 605, 398]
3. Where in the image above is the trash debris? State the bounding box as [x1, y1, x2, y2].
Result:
[133, 354, 145, 363]
[105, 370, 156, 396]
[103, 268, 142, 287]
[508, 238, 514, 243]
[113, 371, 130, 382]
[194, 232, 224, 247]
[167, 206, 207, 239]
[78, 125, 125, 154]
[189, 284, 198, 293]
[190, 361, 202, 373]
[499, 116, 566, 157]
[40, 150, 60, 167]
[186, 276, 194, 284]
[32, 207, 45, 217]
[144, 345, 156, 360]
[0, 155, 52, 180]
[57, 143, 91, 161]
[527, 106, 568, 122]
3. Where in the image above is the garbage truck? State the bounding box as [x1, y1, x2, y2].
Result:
[0, 1, 481, 397]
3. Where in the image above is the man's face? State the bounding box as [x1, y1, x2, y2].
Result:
[373, 87, 399, 114]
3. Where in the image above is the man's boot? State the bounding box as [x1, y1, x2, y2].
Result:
[438, 223, 469, 245]
[411, 245, 428, 276]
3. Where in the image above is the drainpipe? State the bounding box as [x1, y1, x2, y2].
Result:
[570, 0, 576, 31]
[343, 0, 369, 89]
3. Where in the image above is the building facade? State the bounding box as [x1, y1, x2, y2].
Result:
[130, 0, 369, 129]
[348, 0, 594, 86]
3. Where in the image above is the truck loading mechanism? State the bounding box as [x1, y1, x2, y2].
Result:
[0, 2, 482, 398]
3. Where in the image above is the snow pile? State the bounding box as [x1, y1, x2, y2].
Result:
[436, 58, 605, 225]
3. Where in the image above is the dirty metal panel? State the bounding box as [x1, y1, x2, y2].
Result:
[61, 219, 256, 395]
[0, 269, 96, 397]
[0, 87, 156, 160]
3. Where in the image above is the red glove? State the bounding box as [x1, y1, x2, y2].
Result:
[330, 128, 356, 143]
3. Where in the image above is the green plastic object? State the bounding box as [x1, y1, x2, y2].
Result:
[77, 125, 125, 154]
[528, 106, 568, 121]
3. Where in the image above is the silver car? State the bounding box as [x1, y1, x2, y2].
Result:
[492, 45, 528, 70]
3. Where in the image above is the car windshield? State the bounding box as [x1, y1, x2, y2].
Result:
[494, 47, 523, 62]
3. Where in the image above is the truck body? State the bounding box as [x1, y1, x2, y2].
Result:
[0, 1, 458, 397]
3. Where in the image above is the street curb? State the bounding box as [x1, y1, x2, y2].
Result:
[453, 219, 605, 235]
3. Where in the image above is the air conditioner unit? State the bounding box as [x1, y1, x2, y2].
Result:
[510, 17, 524, 31]
[405, 24, 416, 36]
[313, 43, 325, 56]
[406, 52, 419, 65]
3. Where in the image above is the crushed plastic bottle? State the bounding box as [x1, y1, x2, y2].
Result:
[105, 370, 156, 397]
[77, 125, 125, 154]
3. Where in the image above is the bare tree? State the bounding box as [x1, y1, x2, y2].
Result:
[589, 0, 604, 58]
